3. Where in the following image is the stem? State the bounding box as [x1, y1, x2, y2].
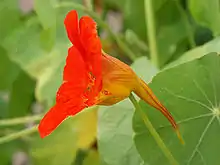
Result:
[0, 114, 42, 127]
[55, 2, 136, 61]
[144, 0, 159, 67]
[0, 125, 38, 145]
[129, 93, 179, 165]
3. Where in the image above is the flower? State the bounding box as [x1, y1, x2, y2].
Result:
[38, 10, 179, 138]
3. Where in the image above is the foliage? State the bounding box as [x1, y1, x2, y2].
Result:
[0, 0, 219, 165]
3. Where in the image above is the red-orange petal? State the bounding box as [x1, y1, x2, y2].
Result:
[79, 16, 102, 97]
[64, 10, 84, 53]
[38, 104, 68, 138]
[79, 16, 98, 51]
[64, 11, 102, 95]
[38, 81, 87, 138]
[63, 46, 87, 84]
[38, 103, 84, 138]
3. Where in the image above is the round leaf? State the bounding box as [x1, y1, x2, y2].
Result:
[133, 53, 220, 165]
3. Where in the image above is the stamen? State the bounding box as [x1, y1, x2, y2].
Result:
[103, 90, 111, 95]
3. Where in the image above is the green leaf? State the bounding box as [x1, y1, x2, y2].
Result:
[133, 53, 220, 165]
[30, 118, 78, 165]
[98, 57, 158, 165]
[34, 0, 56, 29]
[156, 0, 181, 27]
[98, 100, 143, 165]
[35, 51, 66, 105]
[188, 0, 220, 35]
[166, 37, 220, 69]
[123, 0, 146, 41]
[0, 46, 20, 90]
[131, 56, 158, 82]
[34, 0, 56, 51]
[7, 71, 35, 118]
[157, 19, 189, 66]
[0, 0, 21, 42]
[40, 27, 56, 52]
[2, 21, 48, 78]
[125, 29, 148, 52]
[155, 0, 192, 66]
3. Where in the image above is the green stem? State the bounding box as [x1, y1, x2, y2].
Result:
[144, 0, 159, 67]
[54, 2, 136, 61]
[0, 114, 42, 127]
[129, 93, 179, 165]
[0, 125, 38, 145]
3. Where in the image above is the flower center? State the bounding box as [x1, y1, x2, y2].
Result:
[87, 72, 96, 91]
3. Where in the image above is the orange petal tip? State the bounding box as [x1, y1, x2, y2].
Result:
[176, 129, 185, 145]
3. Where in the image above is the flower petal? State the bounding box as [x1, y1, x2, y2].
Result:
[38, 104, 68, 138]
[79, 16, 101, 60]
[38, 81, 87, 138]
[79, 16, 98, 51]
[38, 103, 84, 138]
[64, 10, 84, 53]
[63, 46, 87, 85]
[64, 10, 102, 96]
[79, 16, 102, 98]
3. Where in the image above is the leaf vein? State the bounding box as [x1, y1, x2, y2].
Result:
[193, 79, 214, 109]
[196, 149, 207, 165]
[187, 116, 215, 165]
[164, 88, 213, 112]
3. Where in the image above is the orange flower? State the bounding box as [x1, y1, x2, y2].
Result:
[38, 10, 179, 138]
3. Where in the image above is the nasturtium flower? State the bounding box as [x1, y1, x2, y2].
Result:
[38, 10, 179, 138]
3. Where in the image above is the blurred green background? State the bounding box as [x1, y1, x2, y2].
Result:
[0, 0, 220, 165]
